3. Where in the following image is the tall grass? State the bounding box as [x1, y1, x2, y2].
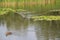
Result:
[0, 0, 60, 15]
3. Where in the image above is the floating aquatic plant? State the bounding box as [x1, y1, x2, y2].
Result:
[0, 8, 27, 15]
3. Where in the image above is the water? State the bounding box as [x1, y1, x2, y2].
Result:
[0, 13, 60, 40]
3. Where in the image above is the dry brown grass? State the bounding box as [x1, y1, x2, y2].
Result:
[0, 1, 55, 8]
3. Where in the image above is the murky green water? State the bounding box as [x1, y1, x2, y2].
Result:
[0, 13, 60, 40]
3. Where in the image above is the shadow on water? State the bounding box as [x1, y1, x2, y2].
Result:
[0, 13, 60, 40]
[34, 20, 60, 40]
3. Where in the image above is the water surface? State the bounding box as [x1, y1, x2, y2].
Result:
[0, 13, 60, 40]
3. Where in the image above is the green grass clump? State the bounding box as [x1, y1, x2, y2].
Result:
[0, 8, 29, 15]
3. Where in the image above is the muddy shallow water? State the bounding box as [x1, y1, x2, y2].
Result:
[0, 13, 60, 40]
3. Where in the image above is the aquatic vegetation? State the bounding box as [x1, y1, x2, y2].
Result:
[31, 16, 60, 21]
[0, 8, 27, 15]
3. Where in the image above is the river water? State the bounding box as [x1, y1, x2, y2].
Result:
[0, 13, 60, 40]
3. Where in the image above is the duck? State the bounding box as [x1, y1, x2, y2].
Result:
[5, 32, 12, 36]
[5, 32, 21, 40]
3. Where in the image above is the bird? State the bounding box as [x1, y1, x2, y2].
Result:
[5, 32, 12, 36]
